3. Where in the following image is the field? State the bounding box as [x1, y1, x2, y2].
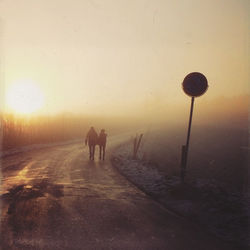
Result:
[142, 125, 248, 192]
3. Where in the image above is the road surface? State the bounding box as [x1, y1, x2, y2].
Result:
[0, 135, 234, 250]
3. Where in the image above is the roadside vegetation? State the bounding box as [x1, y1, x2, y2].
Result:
[112, 125, 249, 248]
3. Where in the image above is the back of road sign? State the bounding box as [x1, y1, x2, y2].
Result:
[182, 72, 208, 97]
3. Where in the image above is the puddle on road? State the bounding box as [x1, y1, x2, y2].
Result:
[1, 162, 35, 196]
[0, 180, 66, 248]
[2, 179, 64, 204]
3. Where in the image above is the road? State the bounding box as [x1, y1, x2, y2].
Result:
[0, 135, 234, 250]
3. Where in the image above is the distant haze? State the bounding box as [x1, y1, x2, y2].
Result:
[0, 0, 249, 121]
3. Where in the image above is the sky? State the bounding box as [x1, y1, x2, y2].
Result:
[0, 0, 249, 116]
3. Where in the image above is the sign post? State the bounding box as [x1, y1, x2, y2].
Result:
[181, 72, 208, 183]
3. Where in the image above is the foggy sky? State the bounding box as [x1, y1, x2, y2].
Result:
[0, 0, 249, 115]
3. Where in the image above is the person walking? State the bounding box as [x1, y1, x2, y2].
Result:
[98, 129, 107, 161]
[85, 127, 98, 160]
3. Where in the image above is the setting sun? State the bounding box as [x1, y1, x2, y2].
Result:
[6, 80, 45, 114]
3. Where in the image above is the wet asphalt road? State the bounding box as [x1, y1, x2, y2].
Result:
[0, 137, 234, 250]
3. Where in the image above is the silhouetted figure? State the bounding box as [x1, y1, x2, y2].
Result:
[85, 127, 98, 160]
[98, 129, 107, 161]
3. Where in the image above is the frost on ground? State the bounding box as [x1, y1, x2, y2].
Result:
[112, 141, 249, 249]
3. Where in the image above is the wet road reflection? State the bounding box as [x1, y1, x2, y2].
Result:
[0, 140, 234, 250]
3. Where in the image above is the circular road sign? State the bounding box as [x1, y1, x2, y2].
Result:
[182, 72, 208, 97]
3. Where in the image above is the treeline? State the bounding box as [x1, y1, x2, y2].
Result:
[0, 113, 89, 150]
[0, 112, 141, 151]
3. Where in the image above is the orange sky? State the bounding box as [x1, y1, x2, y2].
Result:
[0, 0, 249, 115]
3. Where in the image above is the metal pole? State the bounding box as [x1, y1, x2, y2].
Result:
[180, 97, 195, 183]
[180, 145, 186, 183]
[185, 96, 195, 167]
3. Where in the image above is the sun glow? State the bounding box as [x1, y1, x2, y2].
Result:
[6, 80, 45, 114]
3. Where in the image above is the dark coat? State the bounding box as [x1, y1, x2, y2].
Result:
[85, 128, 98, 146]
[98, 132, 107, 146]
